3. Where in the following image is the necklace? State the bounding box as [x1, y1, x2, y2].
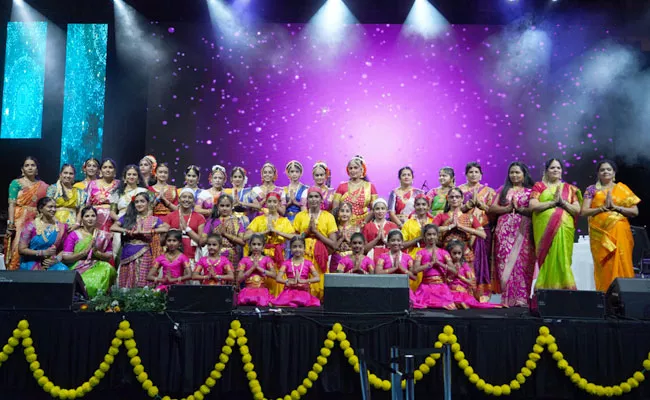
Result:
[291, 258, 305, 280]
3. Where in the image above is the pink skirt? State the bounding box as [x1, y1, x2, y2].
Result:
[412, 283, 457, 310]
[274, 288, 321, 307]
[451, 291, 501, 309]
[238, 287, 273, 307]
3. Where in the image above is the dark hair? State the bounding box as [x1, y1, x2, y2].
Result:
[465, 162, 482, 175]
[446, 239, 465, 261]
[121, 192, 151, 230]
[387, 229, 403, 242]
[79, 205, 97, 220]
[21, 156, 40, 179]
[350, 232, 365, 243]
[596, 159, 617, 175]
[335, 201, 354, 224]
[544, 158, 562, 173]
[83, 157, 100, 170]
[210, 194, 234, 219]
[58, 164, 76, 201]
[117, 164, 147, 196]
[248, 233, 266, 246]
[290, 235, 306, 247]
[139, 157, 158, 187]
[440, 167, 455, 180]
[206, 233, 222, 244]
[155, 162, 170, 183]
[398, 166, 414, 180]
[498, 162, 535, 205]
[36, 196, 54, 212]
[100, 158, 117, 170]
[422, 223, 440, 236]
[185, 165, 201, 181]
[165, 230, 184, 253]
[443, 187, 463, 213]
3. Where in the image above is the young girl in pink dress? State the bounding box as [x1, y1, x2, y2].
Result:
[411, 224, 456, 310]
[446, 240, 500, 309]
[274, 237, 321, 307]
[375, 230, 416, 280]
[147, 230, 192, 287]
[237, 234, 276, 306]
[193, 234, 235, 285]
[336, 233, 375, 274]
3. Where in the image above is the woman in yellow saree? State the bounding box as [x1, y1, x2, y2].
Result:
[5, 157, 49, 270]
[529, 159, 582, 290]
[46, 164, 86, 228]
[581, 160, 640, 292]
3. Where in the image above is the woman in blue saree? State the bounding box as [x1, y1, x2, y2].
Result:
[18, 197, 68, 271]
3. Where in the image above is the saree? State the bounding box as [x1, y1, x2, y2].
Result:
[586, 183, 640, 292]
[411, 248, 456, 310]
[449, 264, 501, 309]
[426, 187, 448, 216]
[118, 215, 163, 288]
[5, 179, 49, 270]
[46, 183, 86, 227]
[433, 211, 482, 263]
[401, 216, 434, 291]
[317, 186, 335, 212]
[334, 181, 378, 227]
[491, 187, 535, 307]
[388, 188, 424, 222]
[151, 184, 178, 217]
[203, 216, 245, 266]
[19, 220, 68, 271]
[531, 182, 582, 290]
[63, 230, 116, 298]
[86, 179, 120, 232]
[224, 187, 254, 227]
[459, 183, 496, 300]
[293, 210, 338, 299]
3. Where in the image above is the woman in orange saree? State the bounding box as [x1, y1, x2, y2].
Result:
[332, 155, 378, 228]
[581, 160, 640, 292]
[5, 157, 49, 270]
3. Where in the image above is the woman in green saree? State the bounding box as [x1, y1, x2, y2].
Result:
[62, 206, 116, 297]
[529, 159, 582, 290]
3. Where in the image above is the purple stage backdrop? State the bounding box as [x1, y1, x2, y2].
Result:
[145, 23, 615, 195]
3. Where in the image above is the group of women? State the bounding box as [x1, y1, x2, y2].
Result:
[4, 154, 640, 308]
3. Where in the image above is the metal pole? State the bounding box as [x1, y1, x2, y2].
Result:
[404, 354, 415, 400]
[358, 348, 371, 400]
[442, 344, 452, 400]
[390, 346, 401, 400]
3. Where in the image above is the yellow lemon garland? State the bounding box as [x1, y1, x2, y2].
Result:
[0, 319, 647, 399]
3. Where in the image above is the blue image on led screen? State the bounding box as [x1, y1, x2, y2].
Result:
[60, 24, 108, 177]
[0, 22, 48, 139]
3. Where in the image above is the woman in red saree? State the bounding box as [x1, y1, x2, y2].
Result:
[581, 160, 640, 292]
[86, 158, 120, 232]
[433, 187, 486, 266]
[5, 157, 49, 270]
[529, 158, 582, 290]
[489, 162, 536, 307]
[151, 162, 178, 218]
[459, 162, 496, 301]
[332, 155, 378, 228]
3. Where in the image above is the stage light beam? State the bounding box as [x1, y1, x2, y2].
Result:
[307, 0, 358, 46]
[113, 0, 161, 70]
[402, 0, 449, 40]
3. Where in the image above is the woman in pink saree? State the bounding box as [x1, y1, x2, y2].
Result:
[489, 162, 536, 307]
[86, 158, 120, 232]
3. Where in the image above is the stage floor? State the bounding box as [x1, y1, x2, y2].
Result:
[1, 307, 649, 400]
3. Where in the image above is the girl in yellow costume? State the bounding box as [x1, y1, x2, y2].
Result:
[402, 194, 434, 290]
[46, 164, 86, 228]
[581, 160, 640, 292]
[292, 187, 338, 299]
[245, 192, 295, 295]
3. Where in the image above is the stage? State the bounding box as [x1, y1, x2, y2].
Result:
[1, 308, 649, 400]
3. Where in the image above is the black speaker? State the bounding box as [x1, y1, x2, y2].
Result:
[0, 270, 88, 310]
[323, 274, 410, 313]
[167, 284, 235, 312]
[530, 289, 605, 319]
[606, 278, 650, 319]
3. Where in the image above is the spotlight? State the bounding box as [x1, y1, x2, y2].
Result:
[307, 0, 357, 45]
[402, 0, 448, 40]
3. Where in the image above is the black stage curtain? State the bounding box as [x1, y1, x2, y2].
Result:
[1, 309, 650, 400]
